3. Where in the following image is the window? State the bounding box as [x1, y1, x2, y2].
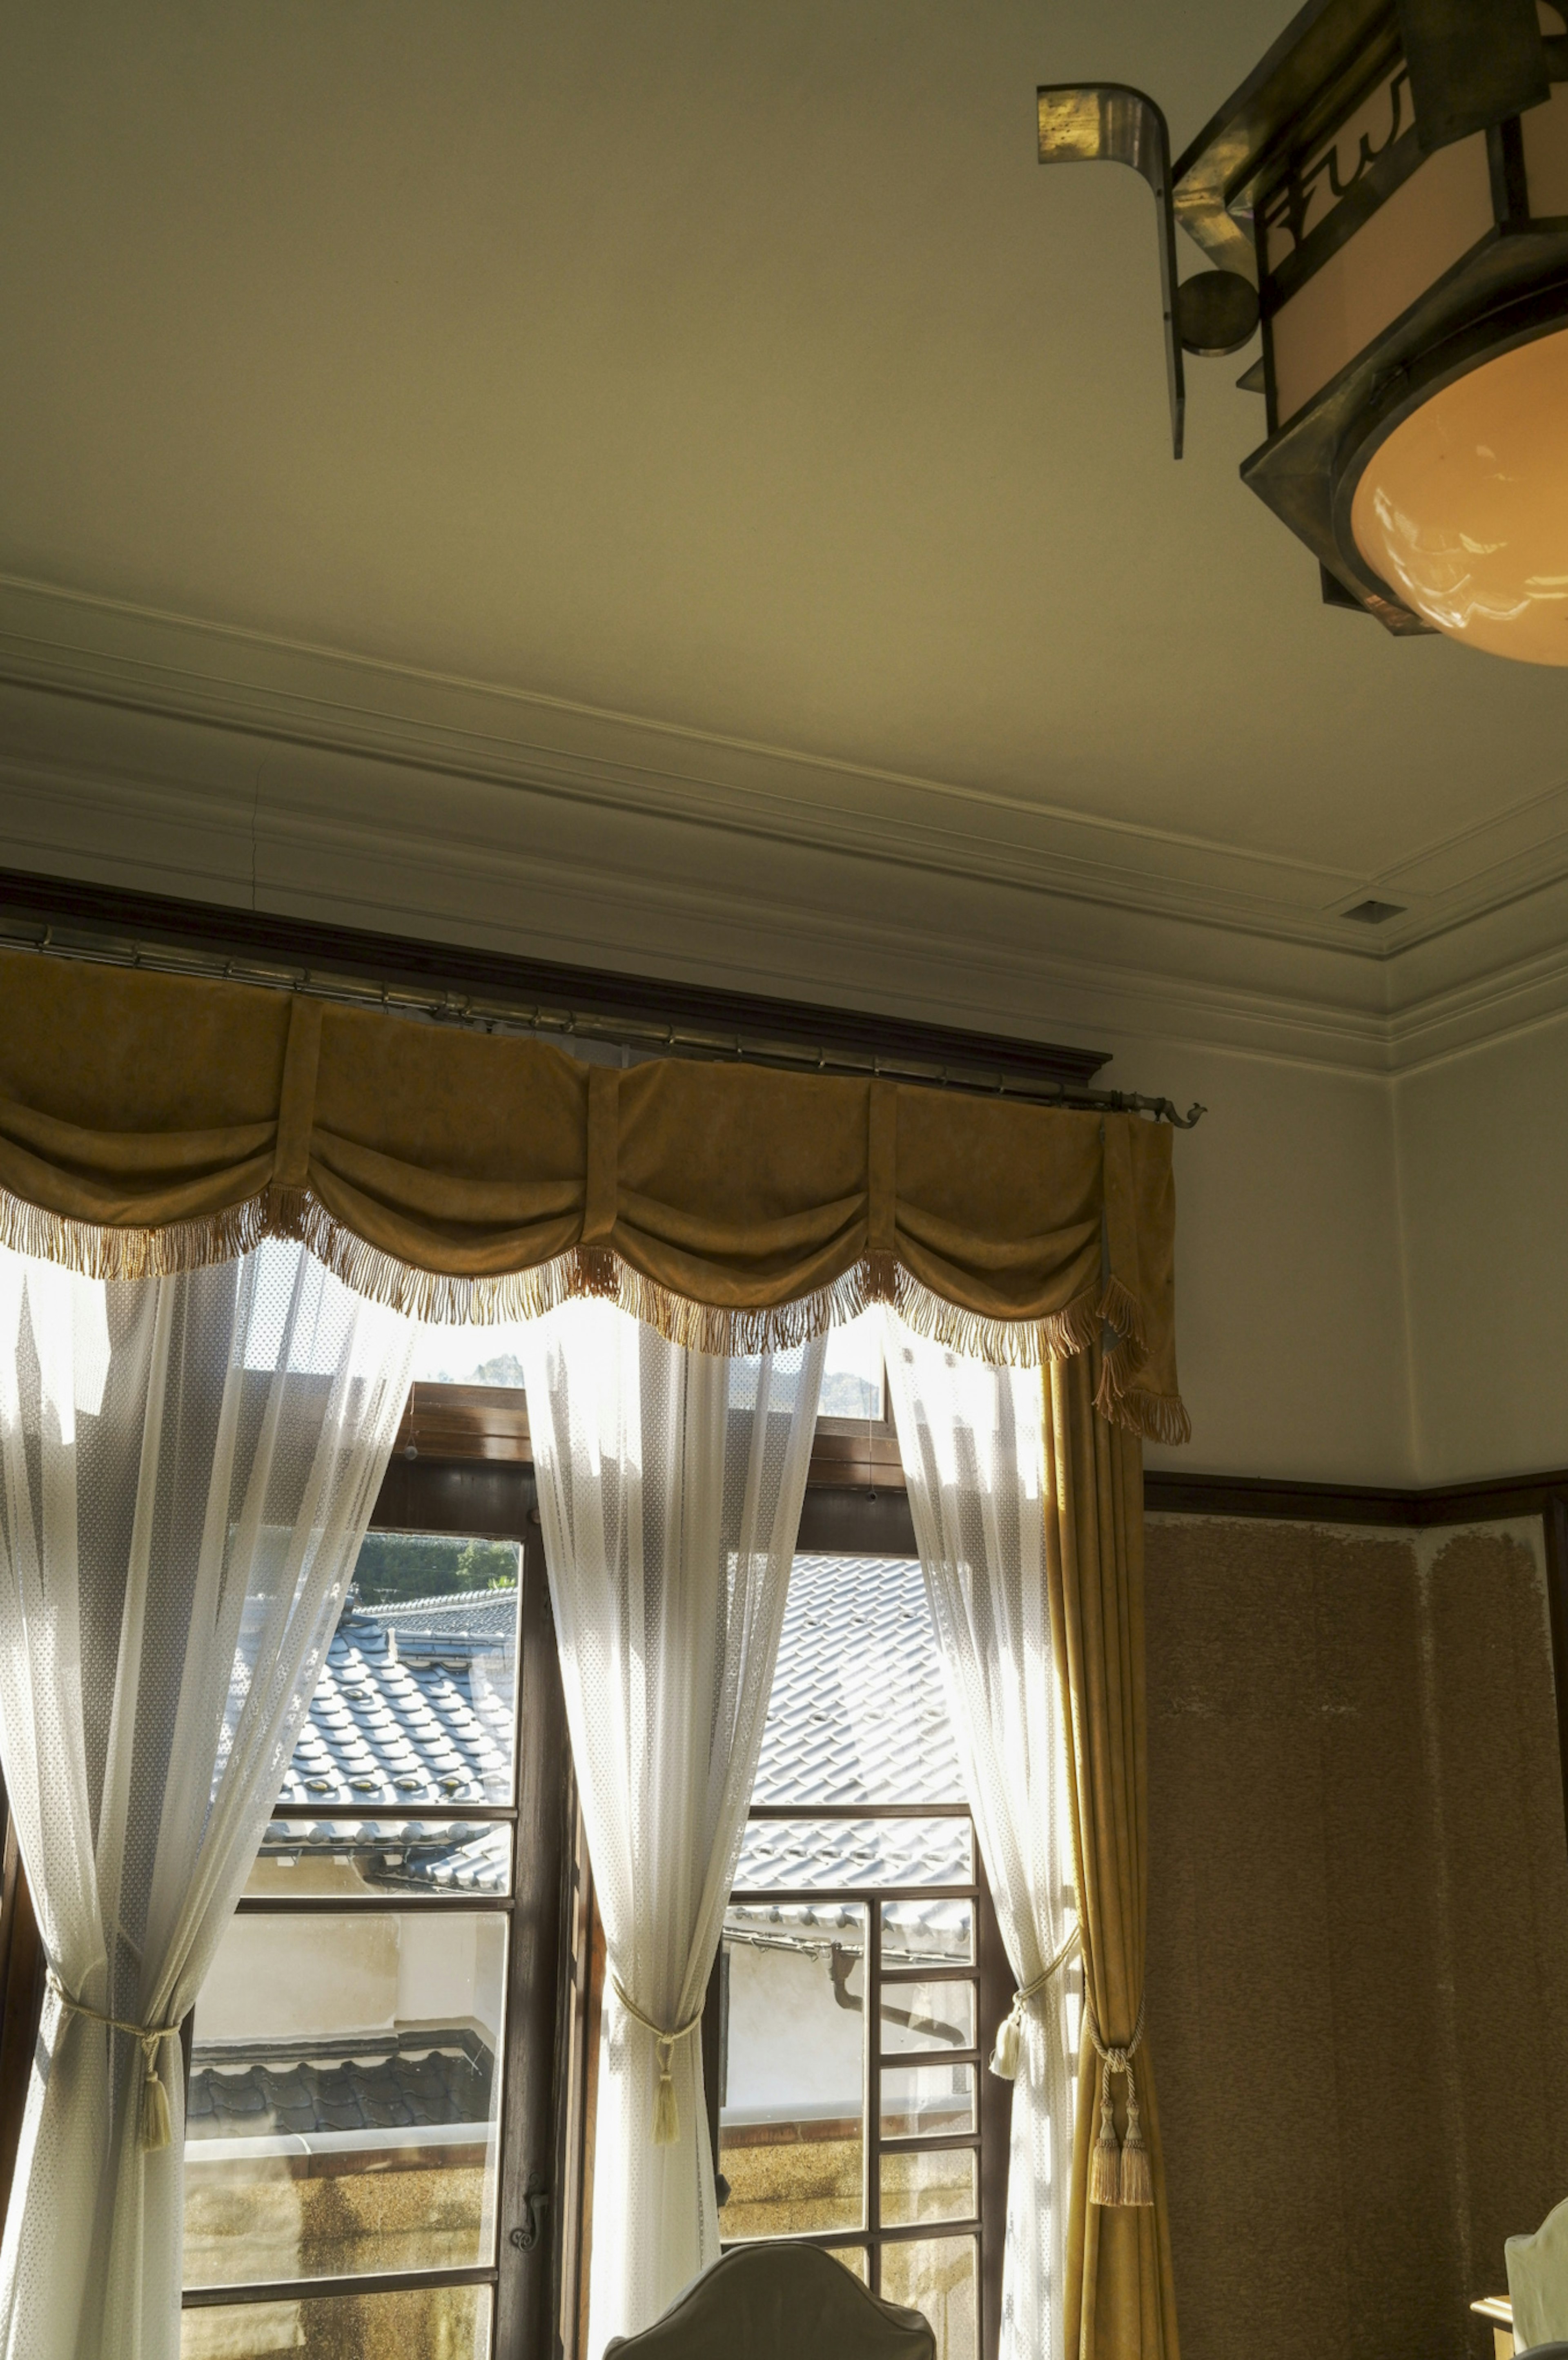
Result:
[181, 1471, 579, 2360]
[707, 1550, 1011, 2360]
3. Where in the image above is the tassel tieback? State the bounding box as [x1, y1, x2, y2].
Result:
[47, 1970, 179, 2153]
[611, 1980, 704, 2147]
[1085, 1992, 1152, 2208]
[990, 1925, 1082, 2081]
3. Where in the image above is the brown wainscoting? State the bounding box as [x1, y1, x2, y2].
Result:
[1147, 1468, 1568, 1861]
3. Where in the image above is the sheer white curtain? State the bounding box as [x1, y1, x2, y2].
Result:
[521, 1300, 823, 2357]
[882, 1315, 1077, 2360]
[0, 1240, 414, 2360]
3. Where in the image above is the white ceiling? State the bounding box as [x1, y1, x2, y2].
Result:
[2, 0, 1567, 1055]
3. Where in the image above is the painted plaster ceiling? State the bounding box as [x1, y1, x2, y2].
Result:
[2, 0, 1567, 995]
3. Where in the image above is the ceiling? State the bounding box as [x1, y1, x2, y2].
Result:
[3, 0, 1568, 1051]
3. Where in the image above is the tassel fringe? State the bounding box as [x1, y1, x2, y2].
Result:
[0, 1184, 1186, 1441]
[990, 1926, 1081, 2081]
[1094, 1358, 1193, 1447]
[1089, 2090, 1123, 2207]
[651, 2047, 680, 2147]
[1118, 2093, 1154, 2207]
[1085, 1993, 1154, 2208]
[45, 1972, 178, 2154]
[611, 1981, 701, 2148]
[991, 2007, 1022, 2081]
[140, 2057, 173, 2153]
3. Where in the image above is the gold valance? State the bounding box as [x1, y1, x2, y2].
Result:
[0, 950, 1186, 1439]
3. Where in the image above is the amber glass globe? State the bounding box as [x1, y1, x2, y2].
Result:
[1350, 323, 1568, 665]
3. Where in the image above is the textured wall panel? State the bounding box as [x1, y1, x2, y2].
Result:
[1145, 1516, 1568, 2360]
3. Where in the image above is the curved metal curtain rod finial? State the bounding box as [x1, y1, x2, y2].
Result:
[1036, 82, 1261, 452]
[1038, 82, 1185, 457]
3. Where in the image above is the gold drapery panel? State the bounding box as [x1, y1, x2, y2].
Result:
[1047, 1349, 1180, 2360]
[0, 951, 1187, 1438]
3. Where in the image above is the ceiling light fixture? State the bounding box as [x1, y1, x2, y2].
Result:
[1040, 0, 1568, 664]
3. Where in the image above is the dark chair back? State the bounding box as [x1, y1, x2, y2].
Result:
[603, 2242, 936, 2360]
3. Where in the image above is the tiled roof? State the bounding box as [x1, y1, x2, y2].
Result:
[263, 1556, 968, 1945]
[751, 1555, 960, 1807]
[187, 2030, 493, 2145]
[359, 1589, 519, 1649]
[736, 1555, 970, 1963]
[274, 1589, 516, 1816]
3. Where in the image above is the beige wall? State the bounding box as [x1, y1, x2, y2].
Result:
[1126, 1009, 1568, 1490]
[1397, 1008, 1568, 1484]
[1146, 1512, 1568, 2360]
[1129, 1039, 1413, 1487]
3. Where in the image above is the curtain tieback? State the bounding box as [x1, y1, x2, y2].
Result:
[47, 1970, 179, 2153]
[990, 1924, 1082, 2081]
[611, 1980, 703, 2149]
[1083, 1991, 1152, 2209]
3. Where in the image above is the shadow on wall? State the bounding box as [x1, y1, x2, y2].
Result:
[1145, 1515, 1568, 2360]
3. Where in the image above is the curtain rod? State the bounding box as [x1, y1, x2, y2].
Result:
[0, 912, 1206, 1129]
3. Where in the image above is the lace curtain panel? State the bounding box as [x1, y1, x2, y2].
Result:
[521, 1300, 824, 2359]
[0, 1242, 414, 2360]
[883, 1315, 1078, 2360]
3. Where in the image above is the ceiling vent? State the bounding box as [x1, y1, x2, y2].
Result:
[1342, 899, 1406, 925]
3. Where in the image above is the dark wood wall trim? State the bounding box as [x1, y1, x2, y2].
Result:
[1542, 1495, 1568, 1840]
[1145, 1466, 1568, 1528]
[387, 1405, 1568, 1545]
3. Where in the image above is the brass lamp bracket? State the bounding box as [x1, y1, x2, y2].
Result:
[1037, 83, 1260, 458]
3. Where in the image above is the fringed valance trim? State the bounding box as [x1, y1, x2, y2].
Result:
[283, 1189, 1116, 1369]
[0, 1182, 1186, 1442]
[0, 1186, 272, 1282]
[1095, 1369, 1192, 1448]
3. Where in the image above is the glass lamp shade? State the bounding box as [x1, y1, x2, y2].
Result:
[1350, 323, 1568, 663]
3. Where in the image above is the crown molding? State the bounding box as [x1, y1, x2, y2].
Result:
[5, 718, 1568, 1080]
[2, 573, 1568, 1075]
[8, 569, 1568, 964]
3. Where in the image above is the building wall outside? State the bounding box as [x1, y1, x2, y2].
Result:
[196, 1904, 505, 2052]
[189, 1899, 504, 2289]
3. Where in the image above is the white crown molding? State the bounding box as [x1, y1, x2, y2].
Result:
[9, 569, 1568, 969]
[3, 573, 1568, 1076]
[8, 710, 1568, 1082]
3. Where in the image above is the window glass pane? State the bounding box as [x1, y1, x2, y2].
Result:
[881, 2235, 978, 2360]
[824, 2245, 870, 2285]
[185, 1909, 505, 2286]
[880, 1895, 973, 1970]
[277, 1535, 520, 1811]
[819, 1312, 884, 1420]
[411, 1322, 531, 1388]
[181, 2283, 490, 2358]
[249, 1819, 511, 1900]
[735, 1817, 970, 1895]
[718, 1907, 866, 2241]
[880, 1979, 976, 2058]
[881, 2146, 978, 2228]
[880, 2062, 976, 2139]
[751, 1557, 963, 1806]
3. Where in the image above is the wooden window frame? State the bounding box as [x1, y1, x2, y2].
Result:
[707, 1793, 1011, 2358]
[700, 1493, 1011, 2360]
[175, 1458, 584, 2359]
